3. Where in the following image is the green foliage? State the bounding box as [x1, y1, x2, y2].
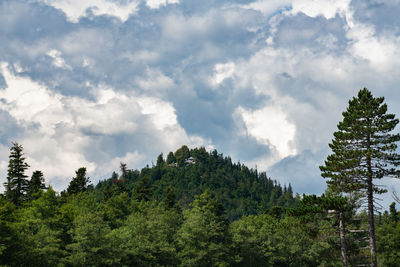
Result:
[0, 196, 16, 264]
[320, 88, 400, 266]
[320, 88, 400, 194]
[67, 167, 92, 195]
[4, 142, 30, 205]
[96, 146, 298, 220]
[376, 221, 400, 266]
[66, 211, 112, 266]
[166, 151, 176, 164]
[230, 214, 276, 266]
[1, 142, 399, 266]
[133, 176, 153, 201]
[27, 170, 46, 200]
[11, 187, 63, 266]
[109, 201, 181, 266]
[231, 213, 340, 267]
[100, 192, 131, 229]
[176, 191, 231, 266]
[175, 145, 190, 166]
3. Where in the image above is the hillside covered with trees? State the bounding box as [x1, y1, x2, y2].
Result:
[95, 145, 298, 221]
[0, 88, 400, 266]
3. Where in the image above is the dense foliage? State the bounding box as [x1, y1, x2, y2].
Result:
[96, 146, 298, 221]
[0, 145, 399, 266]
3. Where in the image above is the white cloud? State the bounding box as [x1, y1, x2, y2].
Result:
[290, 0, 352, 20]
[146, 0, 179, 9]
[2, 0, 400, 207]
[235, 105, 297, 166]
[47, 49, 71, 70]
[211, 62, 235, 86]
[240, 0, 291, 16]
[137, 97, 177, 131]
[98, 151, 146, 177]
[135, 68, 174, 92]
[346, 23, 400, 72]
[40, 0, 140, 22]
[0, 64, 211, 189]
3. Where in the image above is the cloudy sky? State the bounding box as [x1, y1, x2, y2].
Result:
[1, 0, 400, 208]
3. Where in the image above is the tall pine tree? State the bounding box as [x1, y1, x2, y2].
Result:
[320, 88, 400, 267]
[4, 142, 30, 205]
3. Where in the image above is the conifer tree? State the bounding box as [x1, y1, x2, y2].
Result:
[320, 88, 400, 267]
[133, 176, 152, 202]
[4, 142, 30, 205]
[67, 167, 91, 194]
[27, 170, 46, 200]
[166, 152, 176, 165]
[177, 190, 231, 266]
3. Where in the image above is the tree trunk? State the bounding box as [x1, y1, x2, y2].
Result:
[366, 146, 377, 267]
[367, 174, 377, 267]
[339, 211, 348, 267]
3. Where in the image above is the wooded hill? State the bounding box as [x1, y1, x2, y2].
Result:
[95, 145, 298, 221]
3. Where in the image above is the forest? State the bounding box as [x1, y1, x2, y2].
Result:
[1, 88, 400, 267]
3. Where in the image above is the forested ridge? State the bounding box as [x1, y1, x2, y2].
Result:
[1, 88, 400, 266]
[95, 145, 298, 221]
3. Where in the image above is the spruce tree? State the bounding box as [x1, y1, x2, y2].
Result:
[320, 88, 400, 267]
[4, 142, 30, 205]
[67, 167, 91, 194]
[27, 170, 46, 200]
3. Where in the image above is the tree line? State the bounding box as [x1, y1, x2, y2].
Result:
[0, 88, 399, 266]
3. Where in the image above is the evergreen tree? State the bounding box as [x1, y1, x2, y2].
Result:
[163, 186, 177, 209]
[156, 153, 164, 167]
[67, 168, 91, 195]
[166, 152, 176, 165]
[389, 202, 398, 223]
[27, 170, 46, 200]
[300, 194, 351, 267]
[4, 142, 30, 205]
[175, 145, 190, 166]
[320, 88, 400, 267]
[133, 177, 152, 202]
[177, 191, 231, 266]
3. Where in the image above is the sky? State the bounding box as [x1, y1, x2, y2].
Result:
[1, 0, 400, 208]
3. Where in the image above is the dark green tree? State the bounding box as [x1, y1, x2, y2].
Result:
[108, 201, 181, 266]
[133, 177, 152, 202]
[320, 88, 400, 267]
[156, 153, 164, 167]
[298, 194, 351, 267]
[66, 211, 111, 266]
[175, 145, 190, 166]
[67, 167, 91, 195]
[176, 190, 231, 266]
[166, 152, 176, 165]
[4, 142, 30, 205]
[389, 202, 398, 223]
[27, 170, 46, 200]
[163, 186, 177, 209]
